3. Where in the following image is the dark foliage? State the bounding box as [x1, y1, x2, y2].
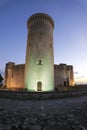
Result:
[0, 74, 3, 83]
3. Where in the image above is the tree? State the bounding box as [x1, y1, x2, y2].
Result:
[0, 74, 3, 83]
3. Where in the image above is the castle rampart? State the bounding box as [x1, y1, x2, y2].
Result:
[27, 13, 54, 29]
[54, 64, 74, 88]
[4, 62, 74, 90]
[4, 62, 24, 90]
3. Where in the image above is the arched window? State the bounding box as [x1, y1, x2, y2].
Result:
[37, 59, 43, 65]
[29, 43, 31, 46]
[64, 81, 66, 87]
[50, 43, 52, 48]
[37, 81, 42, 91]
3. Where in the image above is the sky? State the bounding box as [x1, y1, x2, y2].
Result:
[0, 0, 87, 84]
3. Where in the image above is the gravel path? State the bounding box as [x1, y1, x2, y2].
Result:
[0, 96, 87, 129]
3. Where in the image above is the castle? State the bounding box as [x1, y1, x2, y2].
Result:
[4, 13, 74, 91]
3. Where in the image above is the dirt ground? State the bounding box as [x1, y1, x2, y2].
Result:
[0, 95, 87, 129]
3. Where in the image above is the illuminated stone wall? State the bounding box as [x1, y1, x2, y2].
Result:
[4, 62, 24, 90]
[54, 64, 74, 88]
[25, 13, 54, 91]
[4, 63, 74, 90]
[67, 65, 74, 86]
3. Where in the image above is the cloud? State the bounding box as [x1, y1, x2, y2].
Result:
[75, 75, 85, 79]
[74, 72, 79, 74]
[81, 76, 85, 78]
[75, 76, 81, 79]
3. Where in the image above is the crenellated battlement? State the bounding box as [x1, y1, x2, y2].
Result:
[27, 13, 54, 29]
[6, 62, 15, 69]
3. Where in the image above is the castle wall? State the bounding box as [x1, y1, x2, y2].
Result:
[4, 62, 24, 90]
[54, 64, 74, 88]
[67, 65, 74, 86]
[4, 62, 74, 90]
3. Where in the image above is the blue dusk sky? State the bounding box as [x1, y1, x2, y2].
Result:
[0, 0, 87, 84]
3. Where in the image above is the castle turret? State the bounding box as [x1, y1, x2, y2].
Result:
[67, 65, 74, 86]
[25, 13, 54, 91]
[4, 62, 15, 89]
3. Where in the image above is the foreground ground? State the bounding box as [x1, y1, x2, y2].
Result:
[0, 94, 87, 130]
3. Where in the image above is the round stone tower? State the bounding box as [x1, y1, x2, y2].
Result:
[25, 13, 54, 91]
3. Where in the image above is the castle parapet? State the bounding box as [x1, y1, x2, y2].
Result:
[27, 13, 54, 29]
[6, 62, 15, 69]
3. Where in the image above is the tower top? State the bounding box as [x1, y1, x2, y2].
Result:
[27, 13, 54, 29]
